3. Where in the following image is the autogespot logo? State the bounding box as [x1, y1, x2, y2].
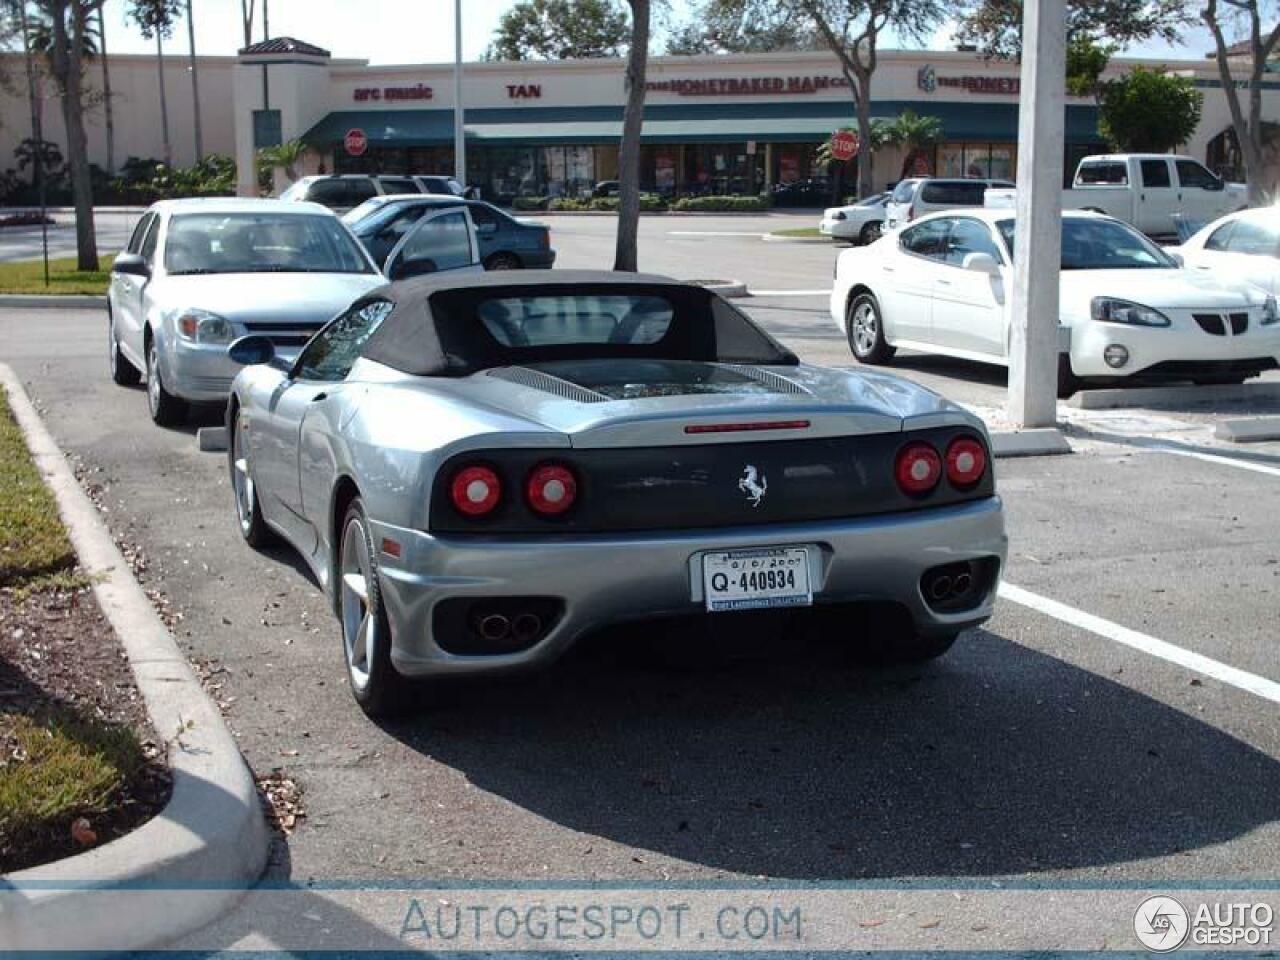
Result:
[1134, 896, 1191, 952]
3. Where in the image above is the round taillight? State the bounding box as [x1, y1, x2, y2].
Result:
[946, 437, 987, 488]
[895, 442, 942, 495]
[450, 465, 501, 517]
[526, 463, 577, 516]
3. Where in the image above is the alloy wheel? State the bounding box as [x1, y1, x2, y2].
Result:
[340, 517, 376, 692]
[852, 301, 879, 357]
[232, 414, 255, 536]
[147, 342, 161, 415]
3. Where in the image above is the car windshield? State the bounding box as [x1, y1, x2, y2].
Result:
[996, 217, 1176, 271]
[342, 199, 388, 226]
[164, 212, 374, 275]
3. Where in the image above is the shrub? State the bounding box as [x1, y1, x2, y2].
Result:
[671, 195, 770, 212]
[548, 197, 592, 211]
[512, 195, 549, 211]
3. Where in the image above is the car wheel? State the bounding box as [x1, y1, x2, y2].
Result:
[484, 252, 521, 270]
[339, 498, 412, 716]
[859, 220, 882, 245]
[846, 292, 895, 364]
[108, 311, 141, 386]
[229, 406, 276, 548]
[1057, 354, 1081, 399]
[145, 336, 188, 427]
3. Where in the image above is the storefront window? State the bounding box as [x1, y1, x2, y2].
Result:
[936, 143, 1016, 180]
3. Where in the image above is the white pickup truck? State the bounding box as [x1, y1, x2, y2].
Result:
[985, 154, 1248, 236]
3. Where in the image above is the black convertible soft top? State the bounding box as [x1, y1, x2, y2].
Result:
[358, 270, 799, 376]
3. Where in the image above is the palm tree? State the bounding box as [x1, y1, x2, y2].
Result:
[185, 0, 201, 161]
[257, 139, 309, 188]
[97, 5, 114, 172]
[877, 109, 945, 180]
[614, 0, 649, 272]
[128, 0, 182, 168]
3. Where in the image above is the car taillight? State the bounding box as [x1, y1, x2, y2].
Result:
[526, 463, 577, 515]
[540, 231, 550, 250]
[895, 442, 942, 495]
[450, 465, 502, 517]
[906, 203, 916, 222]
[946, 437, 987, 488]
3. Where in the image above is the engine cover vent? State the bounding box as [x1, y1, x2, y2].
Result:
[487, 366, 610, 403]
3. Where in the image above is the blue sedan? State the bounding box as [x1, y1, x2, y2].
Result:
[342, 195, 555, 271]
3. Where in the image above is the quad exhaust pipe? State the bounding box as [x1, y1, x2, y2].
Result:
[922, 564, 978, 606]
[474, 610, 545, 645]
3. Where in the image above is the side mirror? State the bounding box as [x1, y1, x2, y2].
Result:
[112, 253, 150, 278]
[228, 335, 276, 367]
[1168, 250, 1186, 267]
[962, 252, 1001, 275]
[387, 256, 437, 281]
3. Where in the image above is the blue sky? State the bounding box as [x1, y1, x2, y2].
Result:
[96, 0, 1218, 65]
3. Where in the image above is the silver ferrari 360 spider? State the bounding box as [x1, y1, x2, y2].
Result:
[225, 270, 1007, 714]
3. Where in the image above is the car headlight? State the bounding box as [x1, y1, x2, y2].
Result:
[1090, 297, 1171, 328]
[1263, 296, 1278, 326]
[172, 308, 234, 345]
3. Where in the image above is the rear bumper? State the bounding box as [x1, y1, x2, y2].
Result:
[371, 497, 1007, 678]
[521, 249, 556, 269]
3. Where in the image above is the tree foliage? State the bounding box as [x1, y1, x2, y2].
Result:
[1097, 67, 1202, 153]
[1065, 36, 1115, 99]
[487, 0, 630, 60]
[664, 0, 819, 54]
[126, 0, 181, 39]
[955, 0, 1189, 58]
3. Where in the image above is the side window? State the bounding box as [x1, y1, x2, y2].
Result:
[391, 210, 475, 276]
[1176, 160, 1218, 190]
[891, 180, 917, 204]
[296, 300, 393, 382]
[378, 177, 419, 195]
[1225, 219, 1280, 257]
[900, 219, 950, 261]
[306, 180, 348, 205]
[383, 205, 428, 242]
[139, 216, 161, 264]
[944, 218, 1002, 266]
[348, 178, 378, 202]
[468, 203, 499, 234]
[1077, 162, 1128, 186]
[1203, 222, 1236, 252]
[127, 213, 155, 254]
[1140, 160, 1171, 188]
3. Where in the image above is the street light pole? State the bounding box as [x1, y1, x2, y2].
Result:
[1007, 0, 1066, 428]
[453, 0, 466, 187]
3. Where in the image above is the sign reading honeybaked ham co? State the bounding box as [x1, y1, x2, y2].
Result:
[917, 64, 1019, 96]
[646, 75, 849, 96]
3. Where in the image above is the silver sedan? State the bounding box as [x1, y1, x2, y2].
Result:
[224, 270, 1007, 717]
[106, 197, 384, 425]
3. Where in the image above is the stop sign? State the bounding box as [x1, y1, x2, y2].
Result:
[344, 128, 368, 157]
[830, 130, 859, 162]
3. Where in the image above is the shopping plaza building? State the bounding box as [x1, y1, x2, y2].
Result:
[3, 38, 1277, 203]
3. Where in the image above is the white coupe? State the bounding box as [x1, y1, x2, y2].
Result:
[819, 193, 889, 244]
[831, 209, 1280, 395]
[1176, 206, 1280, 296]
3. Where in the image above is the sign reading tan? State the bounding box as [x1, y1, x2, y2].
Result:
[646, 75, 848, 96]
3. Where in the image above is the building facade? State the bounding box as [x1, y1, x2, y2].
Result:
[2, 41, 1276, 203]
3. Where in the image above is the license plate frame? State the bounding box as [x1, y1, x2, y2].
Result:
[700, 546, 814, 613]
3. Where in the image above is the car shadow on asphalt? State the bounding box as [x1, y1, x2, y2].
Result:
[374, 622, 1280, 881]
[886, 353, 1009, 391]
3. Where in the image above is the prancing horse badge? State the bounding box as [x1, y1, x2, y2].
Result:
[738, 465, 767, 507]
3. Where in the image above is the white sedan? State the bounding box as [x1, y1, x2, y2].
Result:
[819, 193, 889, 244]
[830, 209, 1280, 395]
[1175, 206, 1280, 296]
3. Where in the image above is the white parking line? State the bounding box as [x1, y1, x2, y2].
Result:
[1149, 443, 1280, 479]
[666, 230, 766, 237]
[749, 289, 833, 297]
[999, 582, 1280, 704]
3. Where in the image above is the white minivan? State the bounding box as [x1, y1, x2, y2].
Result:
[885, 177, 1015, 230]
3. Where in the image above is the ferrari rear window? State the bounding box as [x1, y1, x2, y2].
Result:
[478, 295, 674, 347]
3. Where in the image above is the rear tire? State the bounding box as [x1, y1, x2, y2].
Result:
[108, 311, 141, 386]
[146, 336, 188, 427]
[1057, 354, 1081, 399]
[859, 220, 882, 245]
[484, 252, 521, 271]
[339, 498, 413, 716]
[846, 292, 895, 365]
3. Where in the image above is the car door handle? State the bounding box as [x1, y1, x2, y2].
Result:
[310, 392, 328, 403]
[883, 265, 895, 273]
[937, 277, 952, 286]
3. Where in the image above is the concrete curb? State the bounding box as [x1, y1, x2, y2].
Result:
[1213, 416, 1280, 443]
[762, 232, 831, 244]
[989, 427, 1073, 458]
[689, 279, 748, 298]
[0, 364, 269, 952]
[0, 294, 107, 308]
[1069, 382, 1280, 410]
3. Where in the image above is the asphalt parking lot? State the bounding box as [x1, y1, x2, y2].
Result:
[2, 221, 1279, 935]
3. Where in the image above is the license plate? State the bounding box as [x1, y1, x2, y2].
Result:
[701, 546, 813, 613]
